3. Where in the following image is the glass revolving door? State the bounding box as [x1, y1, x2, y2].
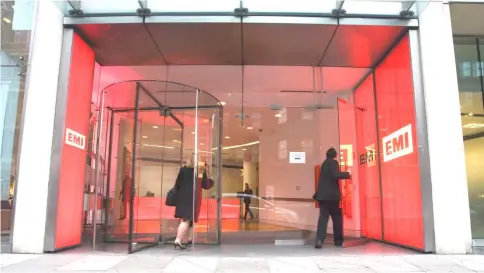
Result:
[93, 81, 222, 253]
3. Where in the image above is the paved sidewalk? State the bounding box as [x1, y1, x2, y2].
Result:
[1, 243, 483, 272]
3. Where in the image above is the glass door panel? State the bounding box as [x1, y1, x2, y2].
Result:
[267, 105, 340, 246]
[192, 91, 222, 245]
[96, 81, 138, 252]
[337, 97, 365, 246]
[129, 83, 165, 252]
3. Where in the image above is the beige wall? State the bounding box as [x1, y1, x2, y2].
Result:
[222, 167, 243, 194]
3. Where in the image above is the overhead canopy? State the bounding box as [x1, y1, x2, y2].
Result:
[69, 19, 411, 67]
[56, 0, 430, 18]
[62, 0, 422, 67]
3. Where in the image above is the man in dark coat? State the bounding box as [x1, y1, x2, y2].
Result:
[313, 147, 351, 249]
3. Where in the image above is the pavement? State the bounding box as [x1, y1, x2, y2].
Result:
[1, 242, 483, 273]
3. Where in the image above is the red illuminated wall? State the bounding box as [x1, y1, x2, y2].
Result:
[55, 33, 95, 249]
[353, 33, 423, 249]
[354, 74, 383, 240]
[375, 34, 423, 249]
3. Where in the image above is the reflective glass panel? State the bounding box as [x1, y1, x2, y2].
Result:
[0, 0, 35, 252]
[454, 37, 484, 239]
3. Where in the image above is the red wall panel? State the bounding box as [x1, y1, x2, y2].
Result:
[374, 34, 424, 249]
[354, 74, 383, 240]
[55, 33, 95, 249]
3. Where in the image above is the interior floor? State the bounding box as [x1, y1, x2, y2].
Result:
[109, 219, 299, 235]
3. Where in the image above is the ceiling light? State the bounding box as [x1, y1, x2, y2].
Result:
[247, 127, 253, 130]
[225, 136, 230, 139]
[220, 101, 226, 106]
[152, 125, 159, 129]
[242, 148, 247, 151]
[2, 18, 11, 24]
[468, 113, 474, 116]
[142, 136, 148, 139]
[200, 143, 204, 146]
[219, 141, 259, 150]
[275, 113, 282, 118]
[172, 128, 182, 131]
[192, 132, 195, 134]
[143, 144, 174, 149]
[173, 140, 179, 142]
[463, 123, 484, 129]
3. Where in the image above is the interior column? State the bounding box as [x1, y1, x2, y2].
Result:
[414, 1, 472, 254]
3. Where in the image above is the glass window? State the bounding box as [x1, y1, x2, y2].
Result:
[0, 1, 35, 251]
[454, 37, 484, 239]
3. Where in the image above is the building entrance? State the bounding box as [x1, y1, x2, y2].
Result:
[11, 9, 437, 254]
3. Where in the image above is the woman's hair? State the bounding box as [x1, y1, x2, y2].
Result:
[185, 153, 195, 168]
[326, 148, 337, 159]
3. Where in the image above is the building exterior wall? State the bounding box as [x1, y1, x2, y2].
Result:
[4, 0, 478, 254]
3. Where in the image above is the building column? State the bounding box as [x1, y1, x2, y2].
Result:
[11, 0, 65, 253]
[415, 1, 472, 254]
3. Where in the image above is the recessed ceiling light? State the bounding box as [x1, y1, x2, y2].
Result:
[2, 18, 11, 24]
[463, 123, 484, 129]
[247, 127, 253, 130]
[220, 101, 226, 106]
[152, 125, 159, 129]
[142, 136, 148, 139]
[200, 143, 204, 146]
[192, 132, 195, 134]
[225, 136, 230, 139]
[242, 148, 247, 151]
[173, 140, 179, 142]
[275, 113, 282, 118]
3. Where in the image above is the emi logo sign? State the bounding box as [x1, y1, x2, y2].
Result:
[65, 128, 86, 150]
[382, 124, 413, 162]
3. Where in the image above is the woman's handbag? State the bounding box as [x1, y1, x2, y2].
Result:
[201, 178, 215, 190]
[165, 187, 178, 207]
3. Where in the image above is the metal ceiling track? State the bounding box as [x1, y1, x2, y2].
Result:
[65, 0, 418, 20]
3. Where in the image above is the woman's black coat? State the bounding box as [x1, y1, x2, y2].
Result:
[174, 166, 207, 222]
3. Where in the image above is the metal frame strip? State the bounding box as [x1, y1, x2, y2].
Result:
[128, 84, 141, 253]
[408, 29, 436, 253]
[104, 109, 115, 243]
[64, 14, 418, 27]
[371, 70, 386, 241]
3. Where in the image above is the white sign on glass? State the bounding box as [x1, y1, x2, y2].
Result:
[289, 152, 306, 164]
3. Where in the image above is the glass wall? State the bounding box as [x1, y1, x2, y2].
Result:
[353, 34, 424, 250]
[454, 37, 484, 239]
[0, 0, 36, 252]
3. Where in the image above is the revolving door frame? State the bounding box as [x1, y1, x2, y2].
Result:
[92, 82, 223, 253]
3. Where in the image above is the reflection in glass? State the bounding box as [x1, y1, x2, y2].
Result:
[0, 1, 34, 251]
[455, 37, 484, 238]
